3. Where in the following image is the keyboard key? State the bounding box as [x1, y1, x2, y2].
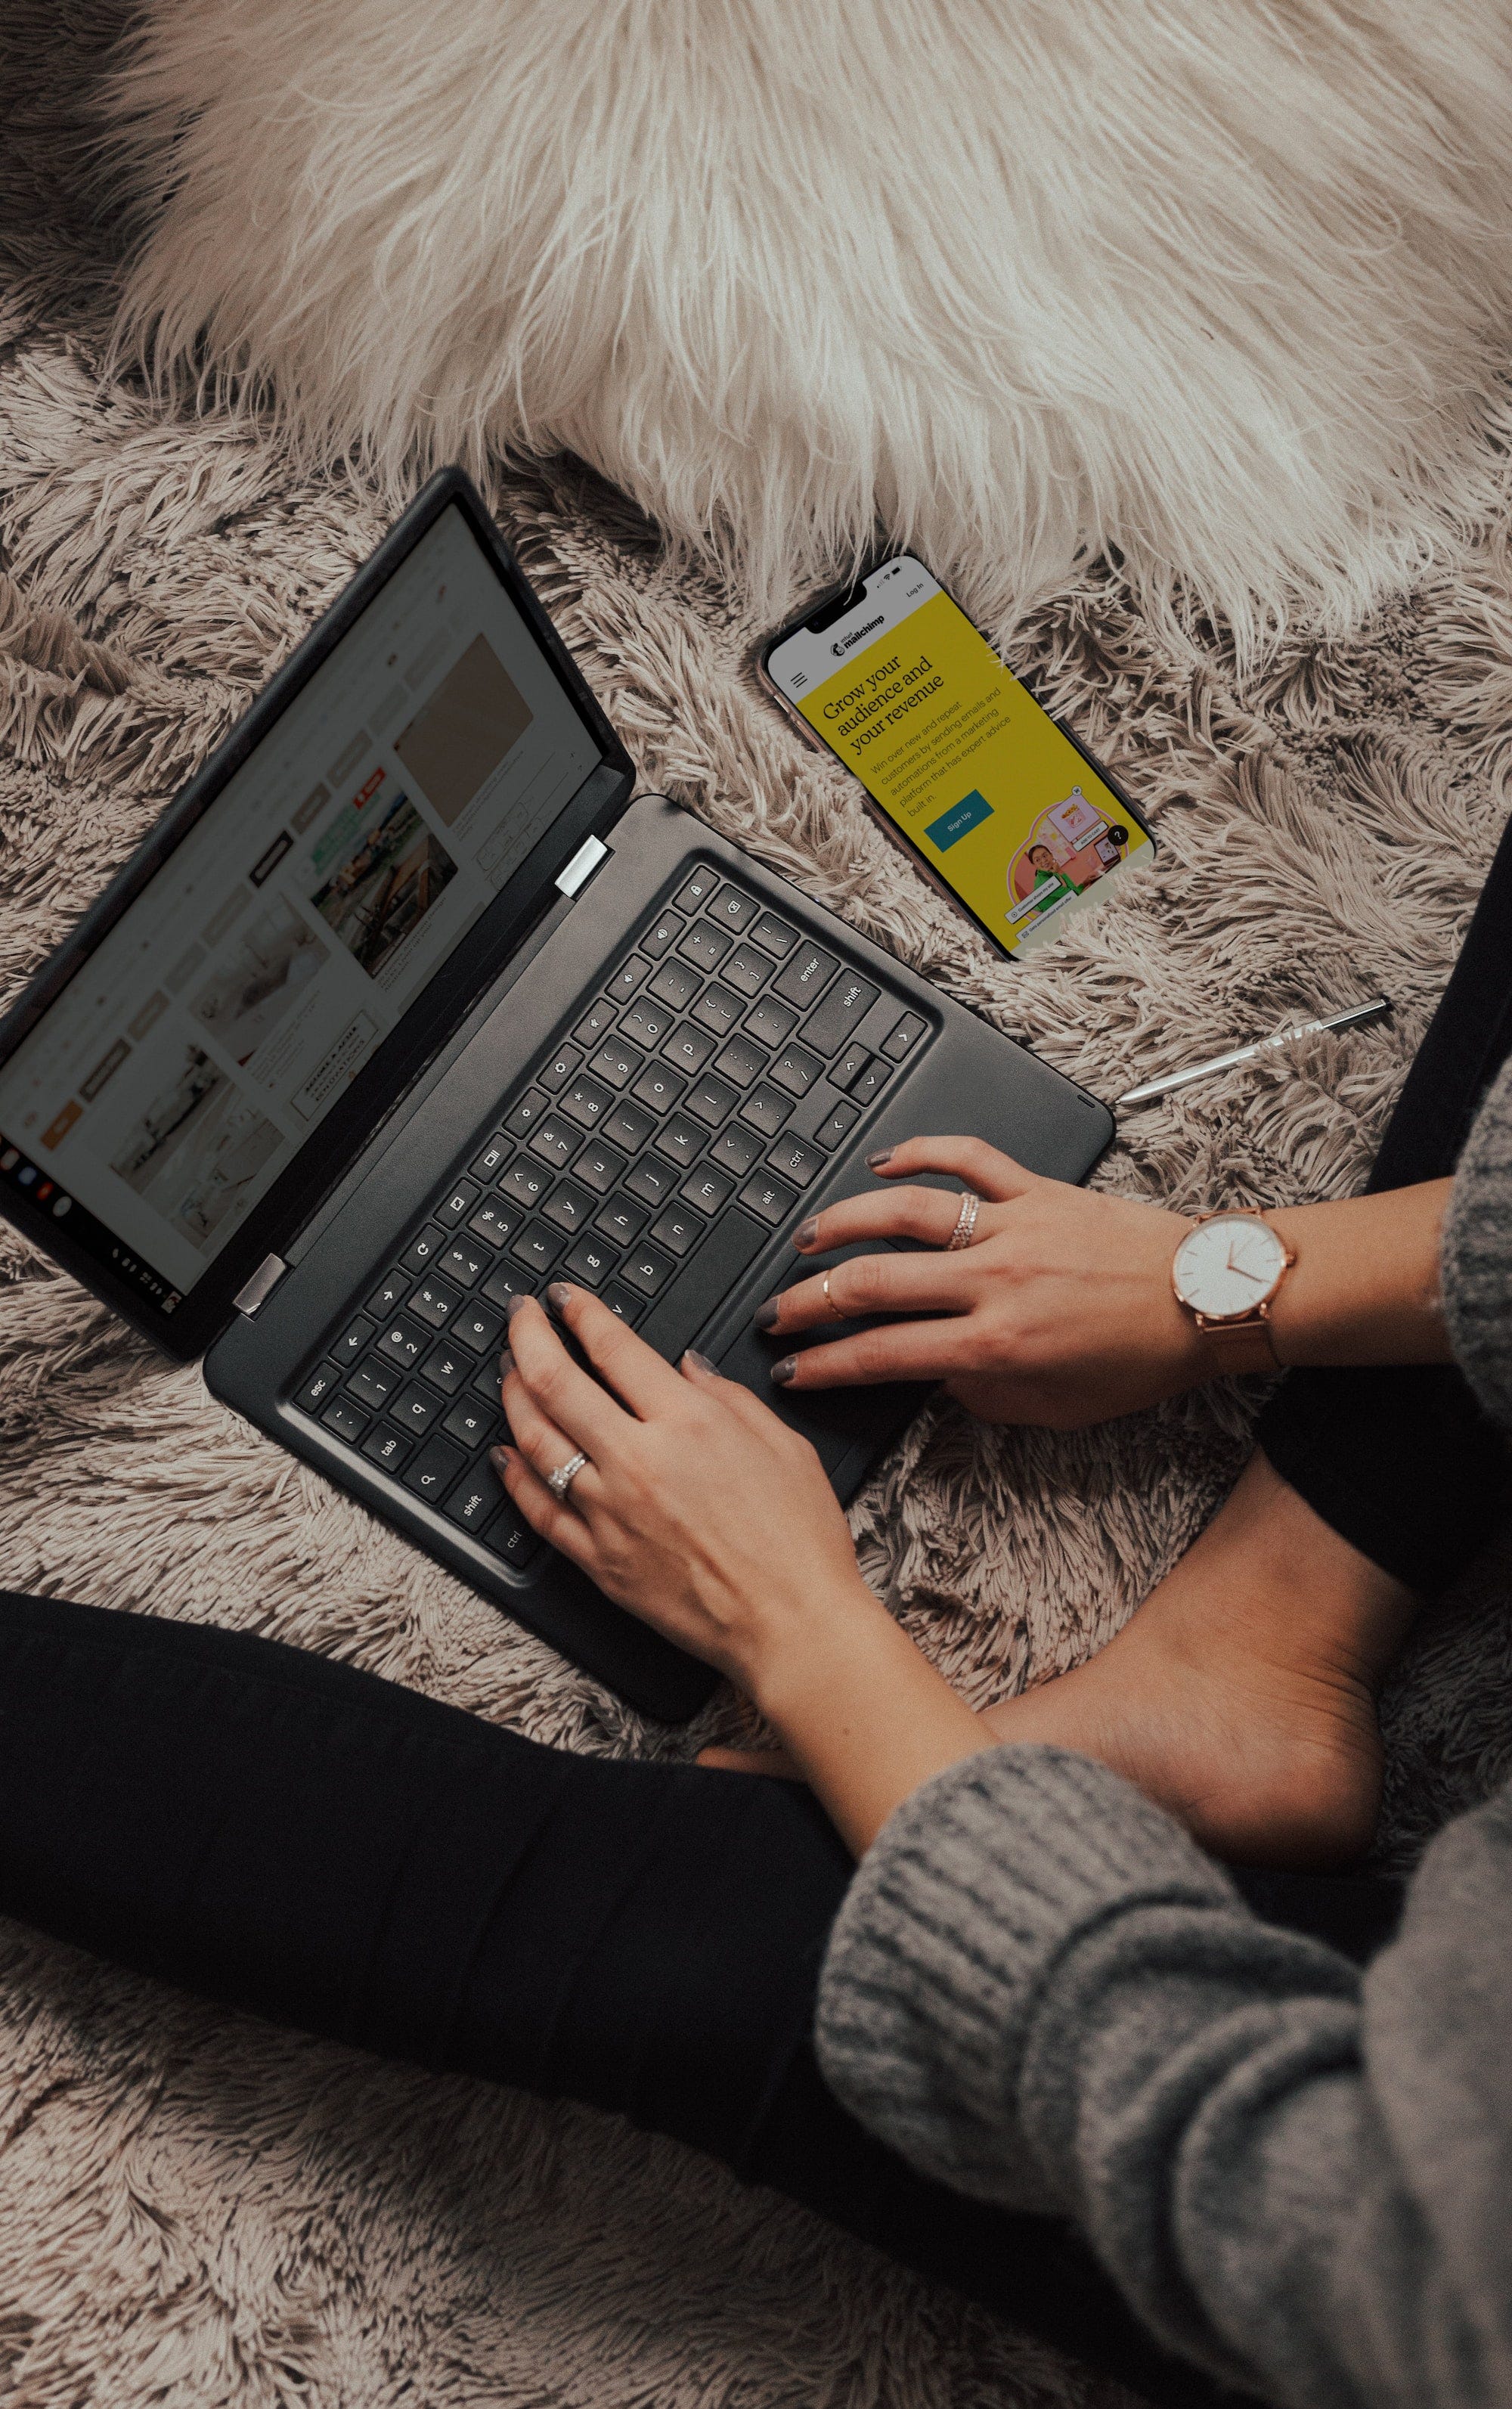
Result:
[652, 1113, 705, 1170]
[677, 919, 733, 973]
[714, 1034, 767, 1090]
[594, 1192, 648, 1246]
[402, 1434, 468, 1505]
[647, 957, 700, 1012]
[649, 1205, 702, 1257]
[400, 1226, 445, 1274]
[470, 1354, 505, 1402]
[631, 1062, 686, 1114]
[420, 1340, 470, 1397]
[365, 1270, 407, 1319]
[641, 907, 685, 958]
[409, 1276, 461, 1330]
[605, 955, 649, 1003]
[767, 1135, 825, 1189]
[770, 1043, 822, 1098]
[539, 1043, 581, 1093]
[685, 1073, 738, 1129]
[391, 1381, 441, 1434]
[510, 1222, 566, 1276]
[601, 1283, 645, 1325]
[321, 1395, 368, 1444]
[467, 1198, 517, 1248]
[500, 1157, 550, 1208]
[745, 995, 798, 1049]
[503, 1089, 550, 1138]
[332, 1313, 374, 1366]
[674, 864, 720, 913]
[451, 1302, 504, 1353]
[588, 1038, 643, 1090]
[814, 1099, 860, 1150]
[621, 1243, 675, 1298]
[850, 1059, 891, 1106]
[882, 1011, 927, 1062]
[803, 972, 878, 1056]
[440, 1239, 488, 1288]
[572, 1139, 626, 1195]
[564, 1232, 618, 1287]
[773, 942, 838, 1011]
[622, 995, 674, 1048]
[470, 1133, 511, 1180]
[375, 1316, 427, 1371]
[739, 1084, 793, 1138]
[833, 1041, 871, 1090]
[710, 885, 758, 933]
[443, 1397, 499, 1450]
[361, 1425, 411, 1474]
[708, 1124, 763, 1177]
[574, 997, 618, 1047]
[562, 1075, 613, 1131]
[528, 1114, 578, 1168]
[691, 982, 742, 1036]
[721, 942, 770, 998]
[435, 1177, 480, 1228]
[680, 1164, 733, 1214]
[604, 1100, 655, 1153]
[625, 1155, 677, 1210]
[738, 1171, 798, 1227]
[481, 1259, 534, 1309]
[661, 1022, 716, 1076]
[348, 1358, 398, 1410]
[541, 1179, 593, 1235]
[445, 1470, 501, 1533]
[486, 1499, 541, 1567]
[749, 910, 798, 958]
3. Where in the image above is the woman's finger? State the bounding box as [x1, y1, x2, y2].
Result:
[544, 1281, 695, 1418]
[758, 1246, 967, 1339]
[500, 1340, 610, 1508]
[864, 1136, 1038, 1203]
[695, 1744, 805, 1781]
[489, 1441, 602, 1574]
[503, 1293, 635, 1458]
[789, 1181, 982, 1259]
[769, 1314, 982, 1392]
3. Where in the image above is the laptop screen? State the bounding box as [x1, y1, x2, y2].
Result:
[0, 499, 606, 1322]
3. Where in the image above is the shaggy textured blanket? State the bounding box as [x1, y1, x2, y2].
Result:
[4, 8, 1512, 2407]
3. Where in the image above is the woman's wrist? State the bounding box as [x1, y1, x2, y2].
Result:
[1213, 1180, 1453, 1370]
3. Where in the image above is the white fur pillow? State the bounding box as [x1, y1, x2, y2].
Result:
[104, 0, 1512, 644]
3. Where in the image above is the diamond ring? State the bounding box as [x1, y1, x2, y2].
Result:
[946, 1191, 981, 1251]
[546, 1450, 590, 1502]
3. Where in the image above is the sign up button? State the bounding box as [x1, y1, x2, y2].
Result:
[925, 789, 993, 851]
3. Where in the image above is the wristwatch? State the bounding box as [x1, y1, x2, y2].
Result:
[1171, 1211, 1296, 1356]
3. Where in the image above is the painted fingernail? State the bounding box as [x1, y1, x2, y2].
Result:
[793, 1217, 819, 1249]
[498, 1347, 515, 1381]
[754, 1296, 781, 1332]
[504, 1292, 531, 1321]
[770, 1356, 797, 1387]
[683, 1347, 718, 1375]
[866, 1147, 894, 1170]
[488, 1445, 516, 1475]
[546, 1282, 573, 1310]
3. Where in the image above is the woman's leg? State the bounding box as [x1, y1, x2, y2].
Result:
[0, 1590, 1228, 2409]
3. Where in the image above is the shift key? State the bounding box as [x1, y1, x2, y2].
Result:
[803, 972, 879, 1056]
[637, 1208, 767, 1361]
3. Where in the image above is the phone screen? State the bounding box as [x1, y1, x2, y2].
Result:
[764, 557, 1151, 958]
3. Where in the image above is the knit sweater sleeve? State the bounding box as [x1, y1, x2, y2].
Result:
[1441, 1053, 1512, 1428]
[815, 1747, 1512, 2408]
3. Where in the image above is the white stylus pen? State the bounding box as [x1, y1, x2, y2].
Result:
[1117, 997, 1393, 1107]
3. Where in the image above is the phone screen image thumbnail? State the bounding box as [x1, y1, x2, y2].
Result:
[766, 559, 1151, 957]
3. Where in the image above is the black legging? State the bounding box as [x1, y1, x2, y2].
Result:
[4, 823, 1512, 2409]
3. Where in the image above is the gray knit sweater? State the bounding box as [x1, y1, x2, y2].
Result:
[816, 1055, 1512, 2409]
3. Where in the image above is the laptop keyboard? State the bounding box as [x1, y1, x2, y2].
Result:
[294, 864, 930, 1573]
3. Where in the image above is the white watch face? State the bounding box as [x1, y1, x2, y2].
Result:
[1173, 1214, 1288, 1321]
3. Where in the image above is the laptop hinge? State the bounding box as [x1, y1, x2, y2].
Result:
[234, 1252, 289, 1318]
[556, 834, 609, 897]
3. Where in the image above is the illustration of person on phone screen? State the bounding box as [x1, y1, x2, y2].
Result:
[1014, 842, 1080, 917]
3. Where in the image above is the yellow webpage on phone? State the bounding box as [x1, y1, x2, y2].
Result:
[769, 563, 1150, 956]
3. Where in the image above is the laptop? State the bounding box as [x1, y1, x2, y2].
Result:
[0, 469, 1112, 1721]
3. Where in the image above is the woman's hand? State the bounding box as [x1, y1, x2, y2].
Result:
[494, 1285, 988, 1852]
[757, 1136, 1216, 1428]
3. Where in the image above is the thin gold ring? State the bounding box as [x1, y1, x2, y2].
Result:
[821, 1272, 844, 1321]
[946, 1191, 981, 1251]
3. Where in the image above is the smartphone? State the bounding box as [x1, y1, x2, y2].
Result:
[760, 555, 1154, 961]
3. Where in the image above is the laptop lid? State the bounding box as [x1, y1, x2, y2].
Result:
[0, 469, 634, 1360]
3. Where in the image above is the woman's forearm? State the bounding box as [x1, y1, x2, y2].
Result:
[1219, 1178, 1453, 1374]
